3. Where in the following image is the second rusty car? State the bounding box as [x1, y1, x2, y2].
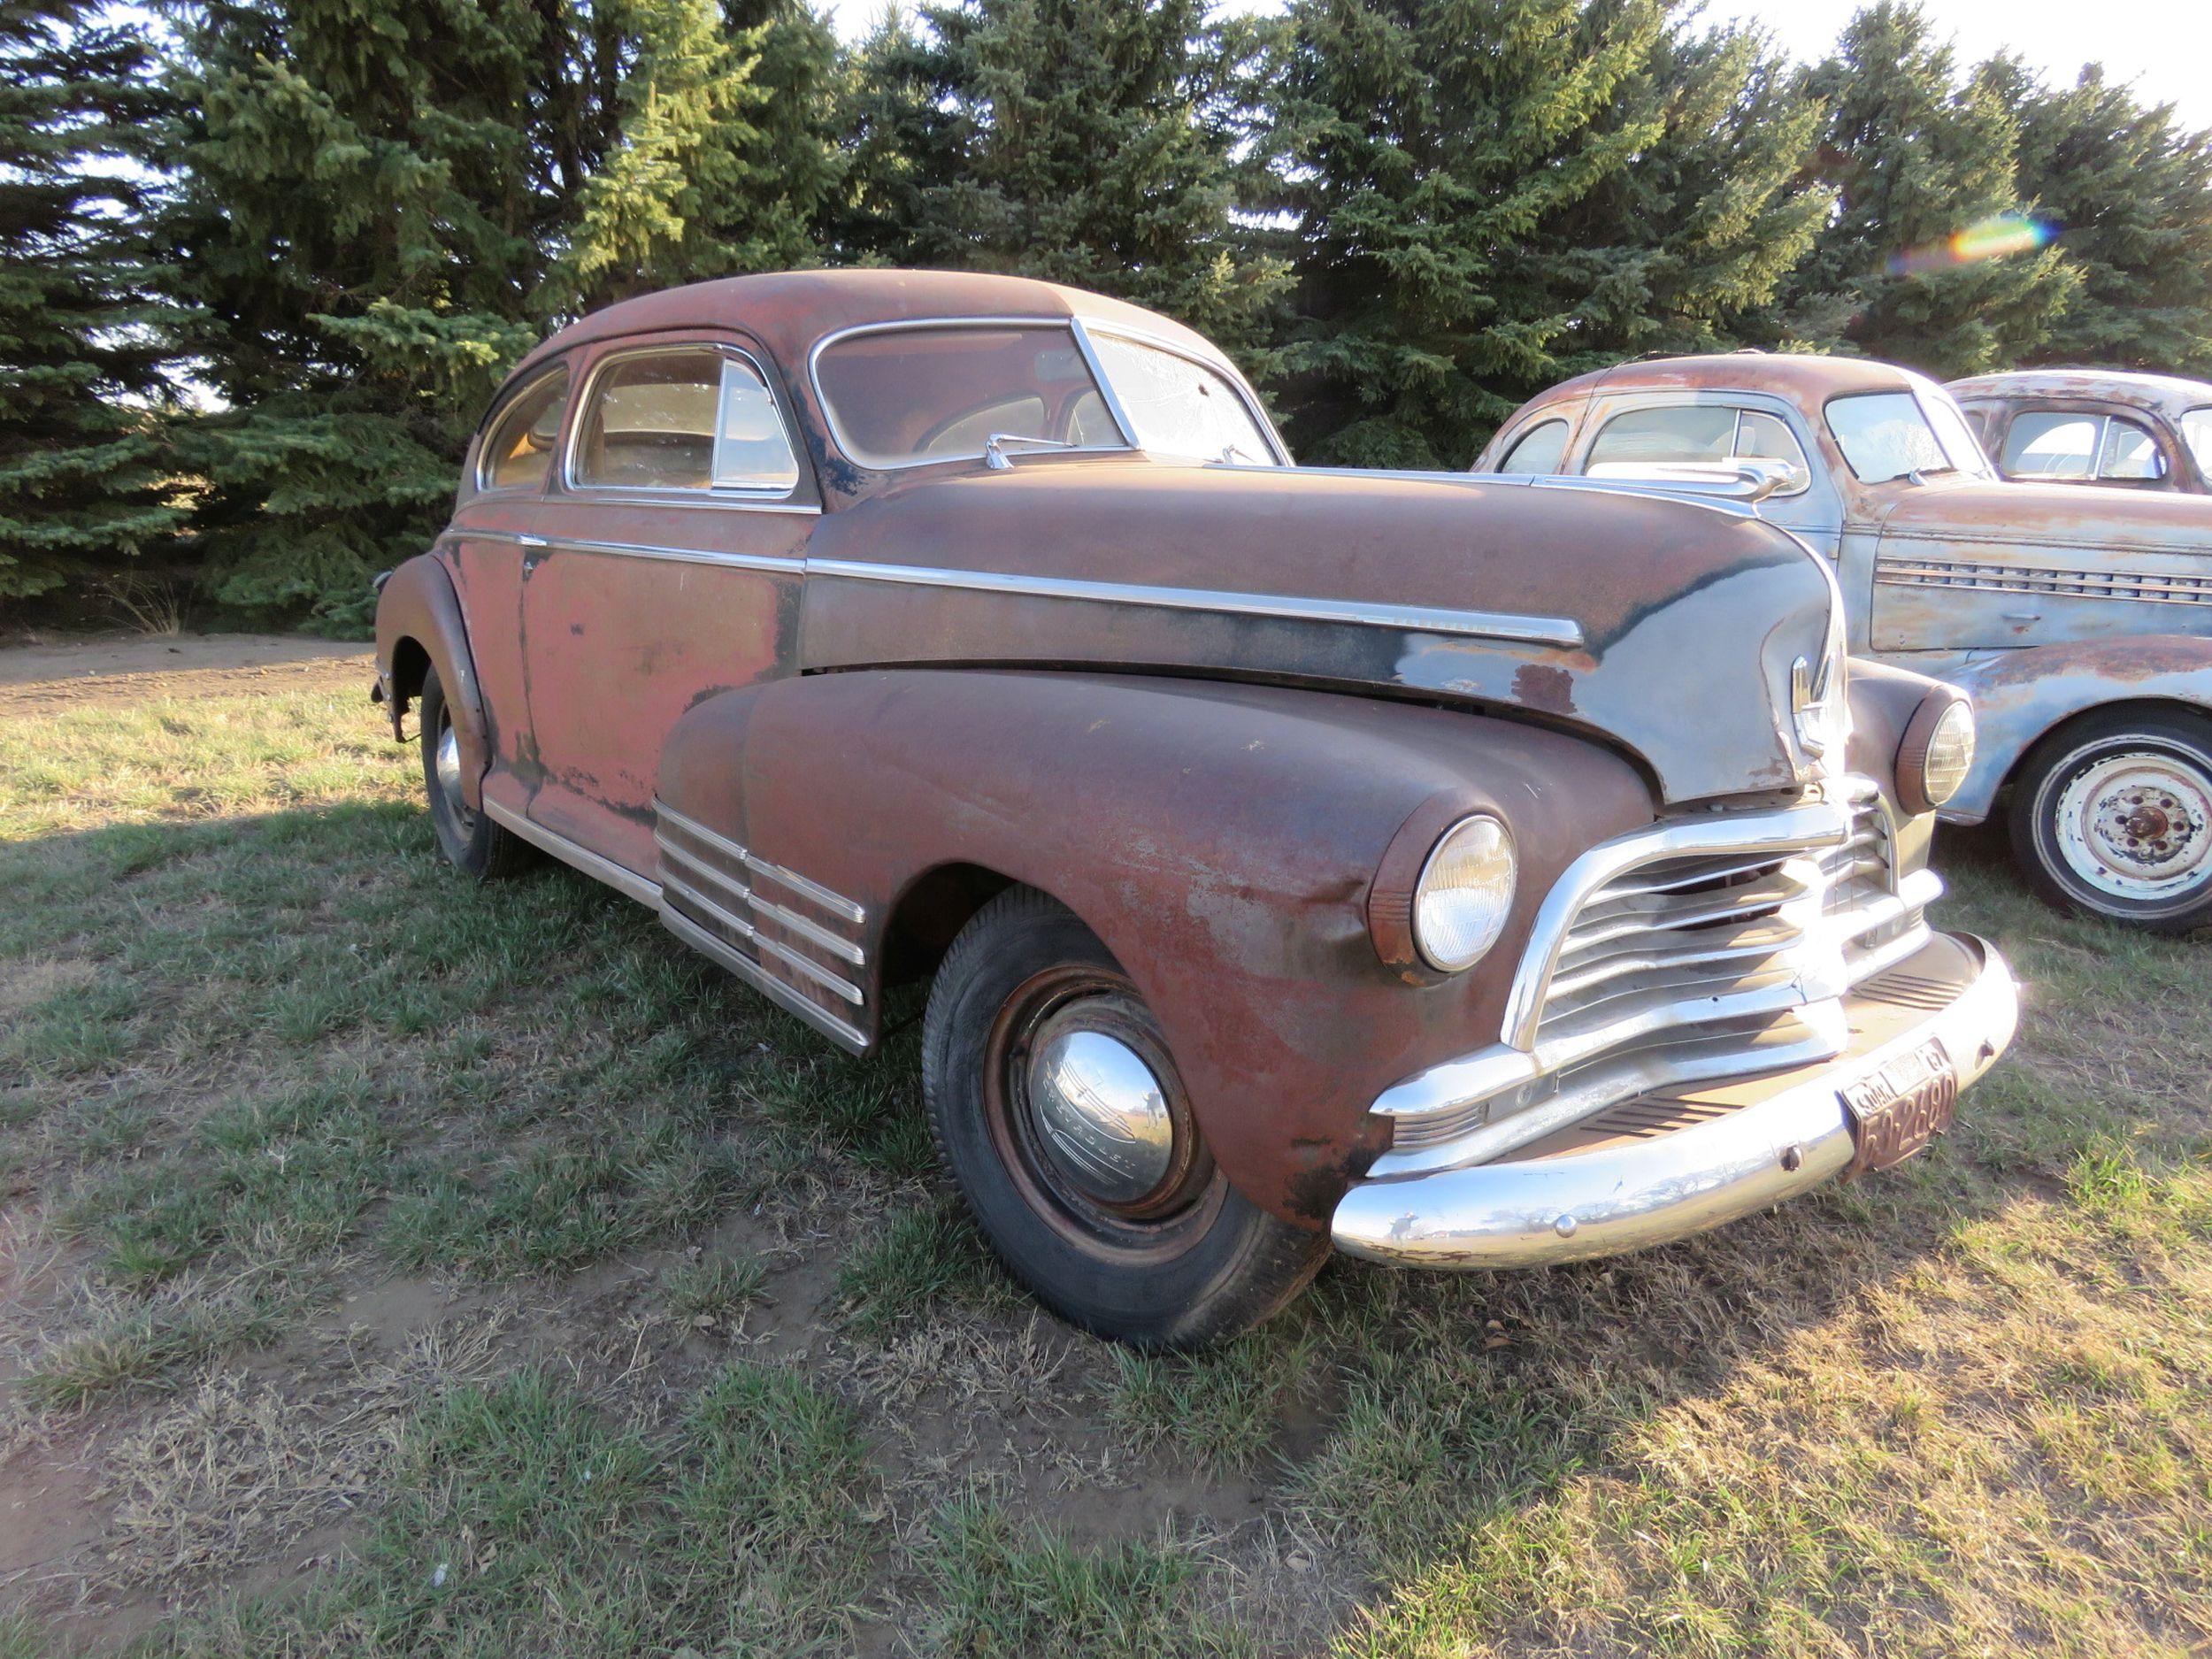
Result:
[1947, 368, 2212, 495]
[1479, 354, 2212, 933]
[375, 272, 2016, 1348]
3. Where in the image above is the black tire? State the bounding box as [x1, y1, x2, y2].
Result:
[2008, 707, 2212, 934]
[419, 665, 534, 879]
[921, 887, 1329, 1349]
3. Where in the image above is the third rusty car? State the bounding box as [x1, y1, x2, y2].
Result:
[375, 272, 2016, 1346]
[1480, 353, 2212, 932]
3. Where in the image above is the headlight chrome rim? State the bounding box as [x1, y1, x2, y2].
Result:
[1414, 814, 1518, 972]
[1897, 693, 1976, 814]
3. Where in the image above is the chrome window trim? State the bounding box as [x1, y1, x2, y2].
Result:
[472, 363, 573, 497]
[808, 316, 1137, 472]
[438, 529, 810, 570]
[565, 342, 809, 503]
[803, 557, 1587, 649]
[1070, 317, 1291, 465]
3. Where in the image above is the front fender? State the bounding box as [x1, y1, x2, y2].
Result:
[658, 668, 1655, 1226]
[1937, 635, 2212, 821]
[373, 553, 489, 810]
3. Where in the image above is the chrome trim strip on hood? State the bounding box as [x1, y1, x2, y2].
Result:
[803, 557, 1586, 649]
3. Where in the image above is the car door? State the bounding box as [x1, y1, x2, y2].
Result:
[1569, 392, 1847, 557]
[447, 361, 572, 825]
[517, 331, 818, 875]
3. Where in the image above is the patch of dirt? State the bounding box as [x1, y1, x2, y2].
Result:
[0, 958, 96, 1022]
[0, 633, 373, 714]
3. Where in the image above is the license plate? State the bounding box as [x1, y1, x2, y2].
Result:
[1839, 1039, 1956, 1178]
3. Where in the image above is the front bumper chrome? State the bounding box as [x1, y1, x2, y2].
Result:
[1331, 931, 2017, 1270]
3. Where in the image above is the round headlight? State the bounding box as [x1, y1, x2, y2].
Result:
[1414, 815, 1517, 972]
[1897, 694, 1976, 813]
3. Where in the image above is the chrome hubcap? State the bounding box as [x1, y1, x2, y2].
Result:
[434, 715, 473, 831]
[2057, 749, 2212, 901]
[1026, 1024, 1176, 1206]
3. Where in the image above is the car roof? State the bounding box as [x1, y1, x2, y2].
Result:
[1945, 368, 2212, 419]
[508, 268, 1224, 386]
[1527, 351, 1923, 408]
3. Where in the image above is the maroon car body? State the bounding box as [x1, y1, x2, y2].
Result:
[373, 273, 2016, 1346]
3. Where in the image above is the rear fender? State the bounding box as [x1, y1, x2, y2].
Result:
[374, 553, 490, 809]
[1939, 635, 2212, 821]
[657, 668, 1655, 1225]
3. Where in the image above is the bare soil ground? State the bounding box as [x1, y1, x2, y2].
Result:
[0, 634, 370, 714]
[1, 634, 2207, 1658]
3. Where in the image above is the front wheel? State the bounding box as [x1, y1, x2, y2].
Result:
[419, 665, 534, 879]
[921, 887, 1329, 1348]
[2008, 709, 2212, 933]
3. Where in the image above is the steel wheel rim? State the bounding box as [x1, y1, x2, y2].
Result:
[2055, 747, 2212, 902]
[982, 964, 1219, 1257]
[434, 710, 475, 833]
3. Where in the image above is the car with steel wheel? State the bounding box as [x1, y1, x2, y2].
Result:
[1478, 354, 2212, 933]
[373, 273, 2016, 1348]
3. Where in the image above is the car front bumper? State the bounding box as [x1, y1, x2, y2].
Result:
[1330, 932, 2018, 1270]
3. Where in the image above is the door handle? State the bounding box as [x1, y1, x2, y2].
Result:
[518, 534, 549, 548]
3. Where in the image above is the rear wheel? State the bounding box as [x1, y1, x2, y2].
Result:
[2008, 708, 2212, 933]
[922, 887, 1329, 1348]
[419, 665, 534, 879]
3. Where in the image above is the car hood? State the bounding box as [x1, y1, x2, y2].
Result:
[1873, 476, 2212, 557]
[799, 459, 1843, 805]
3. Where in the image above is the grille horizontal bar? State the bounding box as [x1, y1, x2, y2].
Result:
[1372, 780, 1938, 1175]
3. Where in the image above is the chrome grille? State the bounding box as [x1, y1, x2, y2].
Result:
[1371, 780, 1939, 1175]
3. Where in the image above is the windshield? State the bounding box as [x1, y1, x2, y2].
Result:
[1826, 388, 1990, 484]
[2185, 408, 2212, 475]
[812, 320, 1279, 469]
[1085, 331, 1279, 464]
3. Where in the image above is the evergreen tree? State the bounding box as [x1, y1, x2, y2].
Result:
[551, 0, 843, 312]
[1982, 58, 2212, 376]
[844, 0, 1287, 344]
[0, 1, 182, 607]
[1261, 0, 1831, 468]
[161, 0, 839, 631]
[1774, 2, 2078, 377]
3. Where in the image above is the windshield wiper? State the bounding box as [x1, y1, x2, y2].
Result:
[984, 433, 1079, 470]
[1217, 440, 1269, 465]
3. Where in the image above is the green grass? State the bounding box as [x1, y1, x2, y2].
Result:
[4, 665, 2211, 1657]
[138, 1363, 882, 1657]
[663, 1252, 769, 1325]
[919, 1497, 1259, 1657]
[833, 1194, 1019, 1340]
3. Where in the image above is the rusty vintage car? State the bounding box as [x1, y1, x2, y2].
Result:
[1478, 354, 2212, 933]
[1947, 369, 2212, 495]
[374, 272, 2016, 1348]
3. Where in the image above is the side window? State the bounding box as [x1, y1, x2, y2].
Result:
[2001, 411, 2099, 479]
[2097, 415, 2168, 481]
[1498, 419, 1569, 474]
[1587, 403, 1810, 489]
[574, 347, 800, 494]
[476, 369, 570, 493]
[1587, 405, 1738, 470]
